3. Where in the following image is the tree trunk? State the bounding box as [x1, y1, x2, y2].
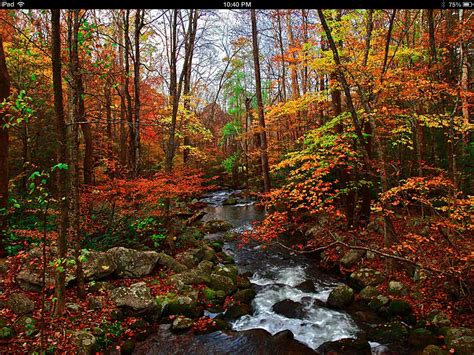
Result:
[251, 9, 271, 193]
[0, 34, 10, 256]
[133, 9, 143, 176]
[51, 8, 69, 317]
[118, 11, 127, 166]
[124, 10, 136, 173]
[286, 11, 300, 100]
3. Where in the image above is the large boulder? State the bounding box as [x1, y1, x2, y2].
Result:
[340, 249, 366, 268]
[108, 247, 159, 278]
[74, 330, 97, 355]
[272, 300, 306, 319]
[349, 268, 385, 290]
[317, 337, 371, 354]
[202, 219, 233, 233]
[7, 292, 35, 315]
[156, 252, 188, 273]
[16, 267, 54, 292]
[327, 285, 354, 308]
[110, 282, 157, 315]
[444, 327, 474, 355]
[225, 303, 252, 319]
[295, 280, 316, 293]
[208, 273, 236, 295]
[83, 251, 117, 280]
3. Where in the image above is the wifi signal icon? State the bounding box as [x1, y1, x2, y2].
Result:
[17, 1, 25, 7]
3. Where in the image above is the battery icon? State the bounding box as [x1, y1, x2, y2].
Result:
[463, 2, 473, 6]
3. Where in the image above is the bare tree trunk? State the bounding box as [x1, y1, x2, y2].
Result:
[427, 9, 437, 64]
[51, 8, 69, 317]
[117, 11, 127, 166]
[0, 34, 10, 256]
[276, 10, 287, 101]
[251, 9, 271, 193]
[124, 10, 136, 173]
[363, 9, 373, 67]
[286, 11, 300, 100]
[133, 9, 143, 176]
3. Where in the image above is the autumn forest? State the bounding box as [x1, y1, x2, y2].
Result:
[0, 8, 472, 354]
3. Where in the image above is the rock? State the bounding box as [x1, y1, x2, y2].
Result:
[427, 310, 451, 328]
[197, 260, 214, 274]
[317, 337, 371, 354]
[272, 300, 306, 319]
[110, 282, 157, 314]
[202, 219, 233, 233]
[214, 265, 238, 283]
[233, 289, 256, 304]
[223, 197, 237, 205]
[370, 321, 409, 343]
[110, 308, 124, 321]
[358, 286, 380, 301]
[409, 328, 436, 349]
[88, 296, 103, 310]
[0, 326, 14, 339]
[7, 292, 35, 315]
[349, 268, 385, 290]
[83, 251, 117, 280]
[225, 303, 252, 319]
[209, 274, 236, 295]
[340, 249, 366, 268]
[175, 251, 199, 269]
[295, 280, 316, 293]
[0, 259, 8, 274]
[66, 303, 81, 312]
[327, 285, 354, 308]
[422, 345, 445, 355]
[211, 241, 224, 252]
[237, 276, 252, 289]
[368, 295, 390, 311]
[387, 281, 408, 296]
[88, 281, 114, 293]
[108, 247, 159, 278]
[273, 330, 294, 342]
[16, 266, 55, 292]
[219, 252, 235, 264]
[171, 316, 194, 331]
[171, 270, 210, 286]
[388, 299, 412, 317]
[74, 330, 96, 355]
[444, 328, 474, 355]
[120, 339, 136, 354]
[165, 296, 202, 318]
[202, 247, 217, 262]
[156, 252, 188, 273]
[213, 318, 231, 330]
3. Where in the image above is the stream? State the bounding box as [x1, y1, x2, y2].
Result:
[134, 190, 391, 354]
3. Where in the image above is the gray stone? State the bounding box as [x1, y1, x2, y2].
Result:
[74, 330, 96, 355]
[83, 251, 117, 280]
[202, 219, 233, 233]
[340, 249, 366, 268]
[349, 268, 385, 290]
[327, 285, 354, 308]
[110, 282, 157, 314]
[7, 292, 35, 315]
[209, 273, 236, 295]
[359, 286, 380, 301]
[197, 260, 214, 274]
[171, 270, 210, 285]
[445, 328, 474, 355]
[108, 247, 159, 278]
[388, 281, 408, 296]
[427, 310, 451, 328]
[171, 316, 194, 331]
[175, 251, 199, 269]
[156, 252, 188, 273]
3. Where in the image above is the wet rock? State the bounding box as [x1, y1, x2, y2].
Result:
[0, 326, 14, 339]
[272, 329, 294, 342]
[444, 327, 474, 355]
[388, 299, 412, 317]
[358, 286, 380, 302]
[165, 296, 203, 318]
[327, 285, 354, 308]
[387, 281, 408, 296]
[214, 265, 238, 282]
[223, 197, 237, 205]
[340, 249, 366, 268]
[74, 330, 97, 355]
[213, 318, 230, 330]
[202, 219, 233, 233]
[171, 316, 193, 331]
[225, 303, 252, 319]
[110, 282, 157, 315]
[296, 280, 316, 293]
[7, 292, 34, 315]
[349, 268, 385, 290]
[370, 321, 409, 343]
[156, 252, 188, 273]
[409, 328, 437, 349]
[236, 275, 252, 289]
[83, 251, 117, 280]
[208, 273, 236, 295]
[233, 289, 256, 304]
[272, 299, 306, 319]
[219, 252, 235, 264]
[317, 337, 371, 354]
[108, 247, 159, 278]
[422, 345, 445, 355]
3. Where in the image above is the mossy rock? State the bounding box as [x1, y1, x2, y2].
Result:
[233, 289, 256, 304]
[349, 268, 386, 291]
[208, 274, 236, 295]
[427, 310, 451, 328]
[422, 345, 447, 355]
[120, 339, 136, 355]
[211, 241, 224, 252]
[164, 296, 203, 318]
[358, 286, 380, 302]
[0, 326, 14, 339]
[368, 295, 390, 312]
[203, 288, 217, 301]
[409, 328, 437, 349]
[197, 260, 214, 274]
[370, 321, 409, 343]
[387, 281, 408, 296]
[224, 303, 251, 320]
[213, 318, 231, 330]
[0, 316, 8, 328]
[388, 299, 412, 317]
[214, 265, 238, 283]
[444, 328, 474, 355]
[327, 285, 354, 308]
[236, 276, 252, 289]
